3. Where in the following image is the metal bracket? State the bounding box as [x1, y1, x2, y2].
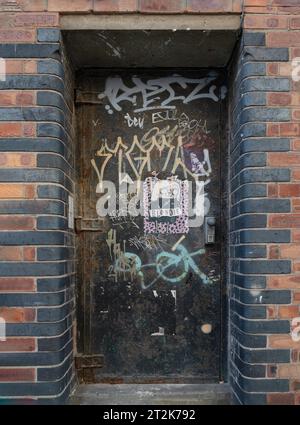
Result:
[75, 217, 104, 233]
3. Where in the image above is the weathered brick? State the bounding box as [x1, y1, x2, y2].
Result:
[0, 278, 35, 292]
[267, 93, 291, 106]
[278, 305, 299, 319]
[268, 275, 300, 290]
[0, 91, 35, 106]
[290, 17, 300, 29]
[269, 334, 300, 349]
[244, 15, 288, 29]
[47, 0, 93, 12]
[269, 214, 300, 228]
[0, 29, 35, 43]
[94, 0, 137, 12]
[0, 153, 36, 168]
[0, 368, 35, 382]
[279, 184, 300, 197]
[267, 393, 295, 405]
[269, 152, 300, 167]
[0, 184, 35, 199]
[0, 338, 36, 352]
[0, 307, 36, 323]
[0, 216, 35, 230]
[18, 0, 48, 11]
[0, 123, 22, 137]
[278, 364, 300, 379]
[186, 0, 233, 12]
[23, 247, 36, 262]
[267, 32, 300, 47]
[0, 247, 22, 261]
[14, 13, 59, 27]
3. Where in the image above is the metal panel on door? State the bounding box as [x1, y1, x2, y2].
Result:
[76, 70, 226, 382]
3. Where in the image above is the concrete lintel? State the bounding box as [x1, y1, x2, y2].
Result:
[61, 14, 241, 31]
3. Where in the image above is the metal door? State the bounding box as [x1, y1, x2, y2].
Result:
[76, 70, 226, 382]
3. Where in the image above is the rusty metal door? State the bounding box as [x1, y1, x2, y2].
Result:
[76, 70, 226, 383]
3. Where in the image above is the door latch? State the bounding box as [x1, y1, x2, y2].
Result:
[204, 216, 216, 245]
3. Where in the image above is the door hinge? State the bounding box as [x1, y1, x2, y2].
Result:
[75, 354, 104, 384]
[75, 217, 104, 233]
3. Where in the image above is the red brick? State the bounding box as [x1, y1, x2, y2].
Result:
[269, 245, 280, 259]
[0, 307, 36, 323]
[0, 153, 36, 168]
[294, 292, 300, 302]
[0, 91, 35, 106]
[0, 29, 35, 43]
[268, 275, 300, 289]
[268, 152, 300, 166]
[233, 0, 242, 12]
[278, 305, 300, 318]
[139, 0, 185, 12]
[292, 139, 300, 150]
[293, 261, 300, 272]
[244, 0, 269, 5]
[279, 7, 300, 15]
[292, 170, 300, 180]
[273, 0, 300, 6]
[18, 0, 47, 11]
[267, 393, 295, 405]
[23, 247, 36, 262]
[267, 93, 291, 106]
[278, 364, 300, 379]
[269, 214, 300, 228]
[0, 184, 35, 199]
[292, 199, 300, 212]
[267, 32, 300, 48]
[267, 63, 279, 76]
[267, 305, 277, 318]
[0, 247, 22, 261]
[23, 122, 36, 137]
[290, 17, 300, 29]
[279, 184, 300, 197]
[0, 368, 35, 382]
[268, 183, 278, 198]
[0, 123, 22, 137]
[94, 0, 137, 12]
[244, 15, 288, 29]
[280, 123, 300, 137]
[292, 229, 300, 241]
[269, 334, 300, 349]
[293, 110, 300, 121]
[186, 0, 233, 12]
[0, 216, 35, 230]
[48, 0, 93, 12]
[14, 12, 59, 27]
[292, 47, 300, 59]
[267, 123, 280, 137]
[0, 278, 35, 292]
[0, 338, 36, 352]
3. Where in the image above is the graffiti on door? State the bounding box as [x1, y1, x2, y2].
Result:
[89, 72, 223, 290]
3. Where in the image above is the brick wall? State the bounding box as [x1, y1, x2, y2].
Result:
[0, 2, 75, 404]
[0, 0, 299, 405]
[229, 0, 300, 405]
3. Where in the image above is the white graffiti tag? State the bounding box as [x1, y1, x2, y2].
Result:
[98, 74, 222, 114]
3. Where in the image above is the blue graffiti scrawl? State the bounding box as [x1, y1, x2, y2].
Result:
[113, 243, 212, 290]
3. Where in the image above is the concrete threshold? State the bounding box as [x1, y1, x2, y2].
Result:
[69, 383, 232, 405]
